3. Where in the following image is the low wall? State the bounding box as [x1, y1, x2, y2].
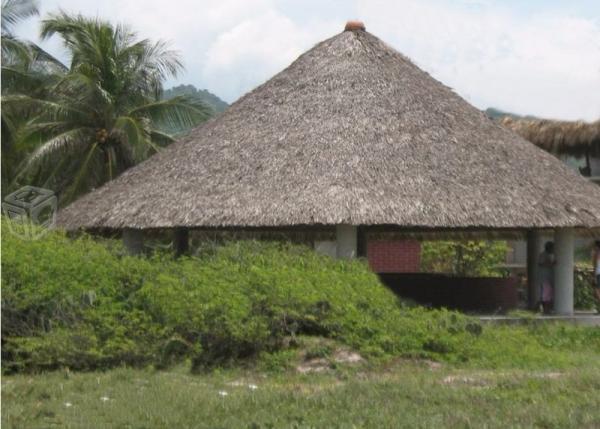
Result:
[379, 273, 518, 313]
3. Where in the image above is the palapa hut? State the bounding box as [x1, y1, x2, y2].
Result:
[501, 117, 600, 180]
[57, 21, 600, 315]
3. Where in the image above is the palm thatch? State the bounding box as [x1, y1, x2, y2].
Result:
[500, 117, 600, 157]
[57, 25, 600, 231]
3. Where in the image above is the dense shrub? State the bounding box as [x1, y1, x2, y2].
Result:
[421, 240, 509, 276]
[2, 222, 484, 372]
[2, 227, 165, 372]
[3, 221, 599, 373]
[574, 264, 598, 311]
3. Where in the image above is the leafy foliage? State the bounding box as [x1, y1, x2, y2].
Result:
[2, 221, 483, 373]
[1, 0, 67, 197]
[163, 84, 228, 114]
[421, 240, 509, 276]
[2, 12, 211, 203]
[1, 0, 38, 36]
[4, 223, 598, 374]
[574, 263, 598, 310]
[159, 83, 228, 136]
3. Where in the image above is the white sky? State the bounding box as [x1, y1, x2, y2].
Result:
[14, 0, 600, 121]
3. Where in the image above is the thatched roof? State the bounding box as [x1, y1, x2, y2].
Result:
[57, 25, 600, 231]
[500, 117, 600, 157]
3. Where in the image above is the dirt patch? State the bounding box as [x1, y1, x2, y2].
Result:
[441, 375, 490, 387]
[332, 350, 363, 364]
[531, 372, 563, 380]
[296, 348, 364, 373]
[422, 360, 443, 370]
[296, 358, 330, 374]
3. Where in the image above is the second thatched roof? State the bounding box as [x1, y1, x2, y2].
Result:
[501, 117, 600, 157]
[57, 25, 600, 231]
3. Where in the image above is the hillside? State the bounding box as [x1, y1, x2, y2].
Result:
[485, 107, 538, 121]
[163, 84, 228, 113]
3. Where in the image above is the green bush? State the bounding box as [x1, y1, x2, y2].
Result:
[3, 221, 599, 373]
[2, 223, 482, 372]
[574, 264, 597, 310]
[135, 242, 487, 367]
[1, 225, 166, 372]
[421, 240, 508, 276]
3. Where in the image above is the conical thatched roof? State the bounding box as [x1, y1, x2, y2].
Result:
[500, 117, 600, 157]
[57, 26, 600, 231]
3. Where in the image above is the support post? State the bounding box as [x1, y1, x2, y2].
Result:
[526, 230, 543, 309]
[123, 228, 144, 255]
[336, 224, 357, 259]
[554, 228, 574, 315]
[357, 226, 367, 258]
[173, 228, 189, 257]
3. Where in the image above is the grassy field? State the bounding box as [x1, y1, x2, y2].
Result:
[3, 230, 600, 427]
[3, 357, 600, 429]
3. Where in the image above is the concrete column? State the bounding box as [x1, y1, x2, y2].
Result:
[526, 230, 543, 309]
[336, 224, 357, 259]
[554, 228, 574, 315]
[123, 228, 144, 255]
[173, 228, 189, 257]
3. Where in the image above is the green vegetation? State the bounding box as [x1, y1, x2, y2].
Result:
[0, 222, 468, 372]
[3, 223, 599, 375]
[575, 263, 598, 310]
[1, 7, 598, 427]
[3, 359, 600, 428]
[421, 240, 509, 276]
[1, 6, 211, 203]
[163, 84, 228, 113]
[485, 107, 537, 120]
[1, 0, 67, 194]
[161, 84, 228, 136]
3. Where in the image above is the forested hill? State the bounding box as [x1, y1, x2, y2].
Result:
[485, 107, 538, 121]
[163, 84, 228, 113]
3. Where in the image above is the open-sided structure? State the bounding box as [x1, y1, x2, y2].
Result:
[501, 117, 600, 181]
[500, 117, 600, 158]
[57, 22, 600, 315]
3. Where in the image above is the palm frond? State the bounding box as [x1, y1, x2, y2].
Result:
[27, 42, 68, 72]
[2, 94, 88, 120]
[1, 34, 32, 64]
[149, 129, 176, 146]
[2, 65, 35, 88]
[22, 127, 91, 169]
[1, 0, 39, 35]
[66, 141, 99, 200]
[112, 115, 150, 158]
[129, 96, 211, 130]
[4, 10, 215, 204]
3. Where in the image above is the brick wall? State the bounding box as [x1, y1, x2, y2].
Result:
[367, 239, 421, 273]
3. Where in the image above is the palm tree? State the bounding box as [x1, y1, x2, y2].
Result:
[1, 0, 67, 195]
[1, 0, 39, 60]
[11, 12, 210, 203]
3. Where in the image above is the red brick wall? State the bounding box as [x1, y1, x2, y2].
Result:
[367, 240, 421, 273]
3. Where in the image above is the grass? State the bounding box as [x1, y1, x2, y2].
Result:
[3, 225, 600, 427]
[3, 352, 600, 428]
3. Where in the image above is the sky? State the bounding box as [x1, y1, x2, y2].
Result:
[14, 0, 600, 121]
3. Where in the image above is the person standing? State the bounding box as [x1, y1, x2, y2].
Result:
[538, 241, 556, 314]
